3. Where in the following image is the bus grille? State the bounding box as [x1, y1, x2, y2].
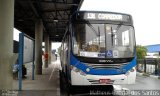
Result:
[84, 63, 128, 69]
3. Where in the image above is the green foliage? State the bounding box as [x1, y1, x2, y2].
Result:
[57, 46, 61, 55]
[136, 45, 147, 59]
[143, 73, 150, 77]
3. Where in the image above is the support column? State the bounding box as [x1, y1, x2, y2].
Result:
[49, 40, 52, 64]
[44, 33, 49, 68]
[35, 19, 43, 75]
[0, 0, 14, 90]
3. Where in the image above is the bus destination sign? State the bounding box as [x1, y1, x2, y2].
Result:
[81, 12, 130, 22]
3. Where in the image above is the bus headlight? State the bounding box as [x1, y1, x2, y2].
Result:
[71, 65, 80, 73]
[125, 71, 130, 76]
[80, 70, 86, 76]
[73, 67, 80, 72]
[130, 68, 135, 72]
[71, 65, 86, 76]
[125, 68, 135, 76]
[70, 65, 74, 70]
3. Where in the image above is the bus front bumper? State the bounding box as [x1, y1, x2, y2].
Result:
[71, 68, 136, 85]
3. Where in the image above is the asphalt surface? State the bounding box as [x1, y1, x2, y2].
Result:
[121, 74, 160, 90]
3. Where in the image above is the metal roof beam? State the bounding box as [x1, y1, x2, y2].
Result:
[42, 9, 70, 12]
[21, 0, 78, 6]
[28, 0, 40, 18]
[44, 19, 69, 22]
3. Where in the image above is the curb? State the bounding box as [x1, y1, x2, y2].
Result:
[136, 72, 160, 79]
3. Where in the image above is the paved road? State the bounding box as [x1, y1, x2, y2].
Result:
[121, 75, 160, 90]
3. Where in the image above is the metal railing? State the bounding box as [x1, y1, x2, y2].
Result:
[137, 58, 160, 76]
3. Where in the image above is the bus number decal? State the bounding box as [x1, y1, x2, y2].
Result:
[87, 13, 96, 19]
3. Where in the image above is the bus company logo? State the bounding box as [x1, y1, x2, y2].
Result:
[99, 60, 113, 63]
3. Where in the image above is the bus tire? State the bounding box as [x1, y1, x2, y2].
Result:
[59, 70, 64, 93]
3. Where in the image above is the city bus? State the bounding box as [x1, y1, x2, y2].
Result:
[60, 11, 136, 92]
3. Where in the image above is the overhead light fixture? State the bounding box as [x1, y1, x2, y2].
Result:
[18, 19, 24, 21]
[56, 35, 59, 37]
[53, 17, 58, 22]
[54, 19, 58, 22]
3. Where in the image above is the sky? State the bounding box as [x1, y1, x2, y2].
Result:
[80, 0, 160, 46]
[14, 28, 20, 41]
[14, 0, 160, 46]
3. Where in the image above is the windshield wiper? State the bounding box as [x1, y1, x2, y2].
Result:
[85, 21, 99, 36]
[85, 21, 101, 51]
[98, 26, 100, 46]
[115, 24, 122, 33]
[111, 27, 114, 46]
[111, 24, 122, 46]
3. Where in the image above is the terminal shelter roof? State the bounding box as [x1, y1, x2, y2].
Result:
[14, 0, 82, 42]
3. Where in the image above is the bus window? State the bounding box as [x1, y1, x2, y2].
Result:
[73, 23, 135, 58]
[122, 30, 129, 46]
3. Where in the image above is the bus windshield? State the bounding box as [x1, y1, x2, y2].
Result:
[72, 23, 135, 58]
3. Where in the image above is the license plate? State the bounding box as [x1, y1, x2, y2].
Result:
[99, 79, 111, 84]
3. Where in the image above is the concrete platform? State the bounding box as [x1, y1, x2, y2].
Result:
[12, 58, 61, 96]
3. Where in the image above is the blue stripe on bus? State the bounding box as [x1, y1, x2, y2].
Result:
[70, 54, 136, 75]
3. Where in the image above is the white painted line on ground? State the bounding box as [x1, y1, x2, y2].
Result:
[56, 88, 60, 96]
[113, 85, 122, 90]
[49, 62, 56, 81]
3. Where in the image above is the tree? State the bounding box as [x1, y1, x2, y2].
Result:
[57, 46, 61, 55]
[136, 45, 147, 59]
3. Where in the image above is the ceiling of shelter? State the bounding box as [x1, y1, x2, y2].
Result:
[14, 0, 82, 42]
